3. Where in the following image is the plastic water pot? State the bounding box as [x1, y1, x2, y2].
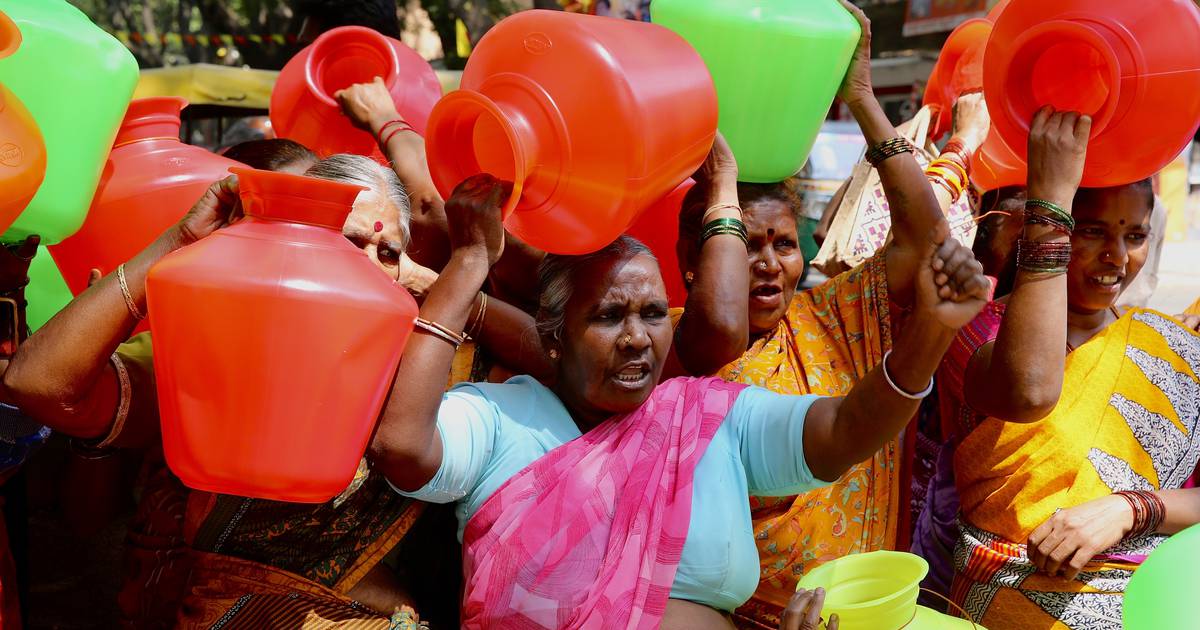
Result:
[426, 10, 717, 254]
[271, 26, 442, 158]
[0, 8, 45, 231]
[984, 0, 1200, 187]
[653, 0, 860, 183]
[923, 19, 992, 141]
[0, 0, 137, 243]
[146, 168, 418, 502]
[50, 98, 244, 308]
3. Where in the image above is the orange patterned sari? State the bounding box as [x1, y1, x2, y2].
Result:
[719, 254, 900, 629]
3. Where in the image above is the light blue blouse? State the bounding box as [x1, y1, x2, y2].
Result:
[393, 376, 827, 612]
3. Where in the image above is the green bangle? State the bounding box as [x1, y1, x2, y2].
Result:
[1025, 199, 1075, 231]
[700, 217, 748, 246]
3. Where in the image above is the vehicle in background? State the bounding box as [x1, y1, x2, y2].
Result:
[794, 120, 865, 287]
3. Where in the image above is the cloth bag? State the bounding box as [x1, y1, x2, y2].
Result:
[813, 106, 977, 276]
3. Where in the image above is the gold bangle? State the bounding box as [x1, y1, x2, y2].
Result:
[701, 202, 742, 225]
[468, 292, 488, 340]
[117, 264, 146, 320]
[414, 317, 467, 349]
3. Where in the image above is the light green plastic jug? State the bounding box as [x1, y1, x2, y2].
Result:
[26, 245, 71, 332]
[652, 0, 860, 183]
[0, 0, 138, 244]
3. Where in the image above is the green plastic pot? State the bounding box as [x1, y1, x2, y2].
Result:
[25, 245, 71, 332]
[653, 0, 860, 183]
[0, 0, 137, 244]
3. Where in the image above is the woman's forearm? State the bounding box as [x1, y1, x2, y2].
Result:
[805, 313, 956, 481]
[1155, 488, 1200, 535]
[846, 97, 943, 307]
[967, 184, 1072, 422]
[370, 249, 490, 491]
[674, 173, 749, 375]
[3, 228, 183, 432]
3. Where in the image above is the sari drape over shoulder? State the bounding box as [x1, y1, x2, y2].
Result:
[951, 309, 1200, 629]
[460, 377, 746, 630]
[718, 254, 898, 628]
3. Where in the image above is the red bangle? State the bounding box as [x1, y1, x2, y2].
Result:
[376, 119, 413, 145]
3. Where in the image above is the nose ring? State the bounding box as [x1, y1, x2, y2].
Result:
[756, 261, 768, 271]
[622, 334, 632, 345]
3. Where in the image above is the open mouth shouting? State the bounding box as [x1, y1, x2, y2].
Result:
[611, 361, 652, 390]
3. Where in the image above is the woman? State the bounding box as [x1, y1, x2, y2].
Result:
[942, 107, 1200, 629]
[369, 168, 991, 629]
[675, 4, 991, 624]
[2, 154, 488, 628]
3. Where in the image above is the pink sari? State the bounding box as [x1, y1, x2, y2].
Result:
[461, 377, 747, 630]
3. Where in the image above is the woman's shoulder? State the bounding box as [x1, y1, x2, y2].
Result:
[446, 375, 576, 436]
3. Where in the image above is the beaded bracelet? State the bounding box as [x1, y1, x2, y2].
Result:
[699, 217, 748, 247]
[1026, 199, 1075, 231]
[414, 317, 467, 349]
[866, 137, 915, 167]
[1115, 490, 1166, 539]
[1016, 239, 1072, 274]
[1024, 210, 1074, 237]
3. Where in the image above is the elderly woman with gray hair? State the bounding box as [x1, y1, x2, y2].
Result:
[370, 166, 994, 629]
[2, 153, 486, 629]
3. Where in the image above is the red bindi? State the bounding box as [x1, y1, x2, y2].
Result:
[374, 221, 384, 233]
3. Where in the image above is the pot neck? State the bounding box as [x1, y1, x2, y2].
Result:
[114, 97, 188, 148]
[230, 167, 366, 231]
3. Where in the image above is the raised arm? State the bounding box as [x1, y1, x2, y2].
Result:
[370, 175, 508, 491]
[3, 178, 240, 442]
[336, 79, 545, 311]
[963, 108, 1091, 422]
[673, 134, 750, 375]
[802, 223, 988, 481]
[835, 0, 946, 308]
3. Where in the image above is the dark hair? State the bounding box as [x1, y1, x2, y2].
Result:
[678, 181, 796, 247]
[221, 139, 317, 172]
[1074, 177, 1154, 214]
[536, 236, 656, 343]
[295, 0, 402, 39]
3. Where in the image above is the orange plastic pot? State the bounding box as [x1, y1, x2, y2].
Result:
[973, 127, 1026, 192]
[923, 18, 992, 141]
[50, 98, 243, 325]
[271, 26, 442, 158]
[425, 10, 717, 255]
[0, 9, 45, 229]
[984, 0, 1200, 187]
[625, 179, 694, 308]
[146, 167, 418, 502]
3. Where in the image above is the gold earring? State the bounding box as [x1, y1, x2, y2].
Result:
[685, 271, 695, 284]
[549, 349, 559, 359]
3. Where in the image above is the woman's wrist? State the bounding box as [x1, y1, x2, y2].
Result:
[368, 109, 405, 137]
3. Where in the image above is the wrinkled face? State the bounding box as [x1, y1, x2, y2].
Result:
[744, 200, 805, 335]
[554, 254, 673, 425]
[341, 189, 406, 280]
[1067, 187, 1151, 314]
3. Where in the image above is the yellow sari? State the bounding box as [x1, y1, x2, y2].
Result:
[718, 254, 899, 628]
[952, 309, 1200, 629]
